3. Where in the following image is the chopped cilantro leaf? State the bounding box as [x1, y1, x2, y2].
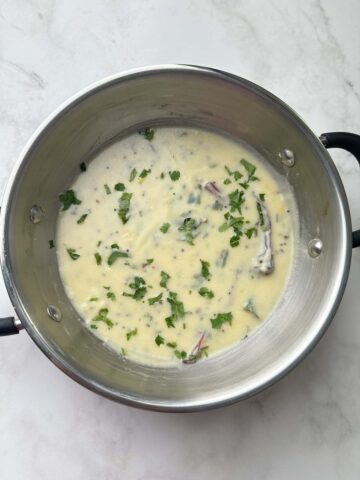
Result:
[240, 158, 256, 176]
[160, 271, 170, 288]
[228, 189, 245, 214]
[178, 217, 197, 245]
[123, 276, 147, 301]
[94, 252, 102, 265]
[90, 324, 98, 329]
[111, 243, 119, 249]
[77, 213, 88, 224]
[145, 258, 154, 266]
[223, 178, 232, 185]
[129, 168, 137, 182]
[89, 297, 98, 302]
[210, 312, 233, 329]
[174, 350, 187, 360]
[167, 291, 185, 320]
[169, 170, 180, 181]
[198, 287, 214, 299]
[126, 328, 137, 340]
[108, 250, 129, 266]
[160, 222, 170, 233]
[138, 127, 155, 141]
[245, 227, 257, 239]
[259, 193, 265, 201]
[139, 168, 151, 179]
[104, 184, 111, 195]
[200, 259, 211, 280]
[118, 192, 133, 224]
[67, 248, 80, 260]
[148, 292, 163, 305]
[93, 308, 113, 328]
[59, 190, 81, 211]
[49, 240, 55, 249]
[155, 335, 164, 346]
[165, 316, 175, 328]
[114, 182, 125, 192]
[166, 341, 177, 348]
[80, 162, 87, 172]
[106, 291, 116, 301]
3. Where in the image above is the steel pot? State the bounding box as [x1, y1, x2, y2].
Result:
[1, 65, 359, 411]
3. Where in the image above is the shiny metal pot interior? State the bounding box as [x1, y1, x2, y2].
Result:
[0, 65, 354, 411]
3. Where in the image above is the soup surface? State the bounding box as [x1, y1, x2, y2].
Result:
[56, 127, 296, 366]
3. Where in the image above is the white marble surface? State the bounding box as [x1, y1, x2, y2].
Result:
[1, 0, 360, 478]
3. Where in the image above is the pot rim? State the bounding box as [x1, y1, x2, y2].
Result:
[0, 64, 352, 411]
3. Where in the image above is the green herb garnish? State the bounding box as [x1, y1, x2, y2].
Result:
[167, 291, 185, 321]
[210, 312, 233, 329]
[228, 189, 245, 214]
[94, 252, 102, 265]
[148, 292, 163, 305]
[90, 324, 98, 329]
[187, 347, 209, 363]
[108, 250, 129, 266]
[80, 162, 87, 172]
[104, 184, 111, 195]
[93, 308, 113, 328]
[223, 178, 232, 185]
[160, 222, 170, 234]
[165, 316, 175, 328]
[49, 240, 55, 249]
[77, 213, 88, 224]
[123, 276, 147, 301]
[139, 169, 151, 180]
[160, 271, 170, 288]
[178, 217, 197, 245]
[200, 259, 211, 280]
[89, 297, 98, 302]
[169, 170, 180, 181]
[106, 290, 116, 301]
[126, 328, 138, 340]
[198, 287, 214, 299]
[139, 128, 155, 141]
[174, 350, 187, 360]
[118, 192, 133, 224]
[245, 227, 257, 239]
[114, 182, 125, 192]
[239, 158, 259, 188]
[59, 189, 81, 211]
[144, 258, 154, 266]
[219, 212, 244, 247]
[166, 341, 177, 348]
[129, 168, 137, 182]
[111, 243, 119, 249]
[155, 335, 164, 346]
[67, 248, 80, 260]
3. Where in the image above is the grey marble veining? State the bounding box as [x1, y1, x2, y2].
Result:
[0, 1, 360, 479]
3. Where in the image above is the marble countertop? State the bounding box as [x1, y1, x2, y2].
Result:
[1, 1, 360, 478]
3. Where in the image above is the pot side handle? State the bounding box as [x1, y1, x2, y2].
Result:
[320, 131, 360, 249]
[0, 316, 20, 336]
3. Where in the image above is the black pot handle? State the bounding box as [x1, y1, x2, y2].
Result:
[0, 316, 20, 336]
[320, 131, 360, 248]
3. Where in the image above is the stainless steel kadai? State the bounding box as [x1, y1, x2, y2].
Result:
[1, 65, 360, 411]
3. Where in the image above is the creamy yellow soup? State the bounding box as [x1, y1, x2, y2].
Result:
[56, 127, 296, 366]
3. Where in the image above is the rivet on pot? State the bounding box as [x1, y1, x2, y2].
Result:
[47, 305, 62, 322]
[279, 149, 295, 167]
[308, 238, 323, 258]
[29, 205, 44, 224]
